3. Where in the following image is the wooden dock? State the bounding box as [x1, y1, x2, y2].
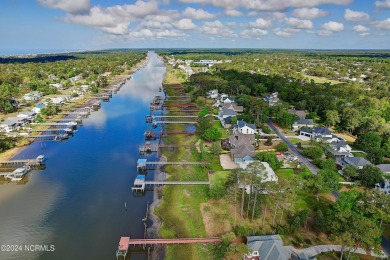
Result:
[0, 155, 45, 168]
[136, 159, 205, 171]
[139, 144, 193, 153]
[26, 135, 69, 141]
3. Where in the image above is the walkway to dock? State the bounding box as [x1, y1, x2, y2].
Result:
[139, 144, 194, 153]
[0, 155, 45, 168]
[152, 121, 197, 124]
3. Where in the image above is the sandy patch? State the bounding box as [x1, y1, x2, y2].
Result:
[0, 145, 29, 161]
[220, 154, 237, 170]
[195, 139, 201, 153]
[200, 201, 232, 237]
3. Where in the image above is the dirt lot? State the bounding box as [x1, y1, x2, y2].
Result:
[219, 154, 237, 169]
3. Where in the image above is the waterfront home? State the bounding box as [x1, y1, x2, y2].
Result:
[222, 103, 244, 113]
[340, 156, 371, 170]
[218, 108, 237, 128]
[23, 91, 42, 102]
[228, 133, 256, 148]
[49, 97, 66, 106]
[32, 103, 45, 113]
[0, 117, 20, 133]
[235, 120, 256, 135]
[17, 111, 37, 122]
[288, 108, 307, 120]
[244, 235, 293, 260]
[6, 167, 30, 181]
[231, 144, 257, 163]
[292, 119, 314, 131]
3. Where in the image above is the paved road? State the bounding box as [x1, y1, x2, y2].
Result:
[266, 121, 318, 174]
[381, 236, 390, 258]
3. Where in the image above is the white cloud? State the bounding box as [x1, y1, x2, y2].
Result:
[372, 18, 390, 30]
[179, 0, 353, 11]
[285, 17, 313, 29]
[199, 20, 236, 37]
[128, 29, 186, 39]
[240, 28, 268, 38]
[249, 18, 272, 29]
[353, 25, 369, 32]
[344, 9, 370, 22]
[318, 21, 344, 36]
[38, 0, 90, 13]
[292, 8, 328, 19]
[321, 21, 344, 31]
[174, 19, 197, 30]
[274, 28, 300, 37]
[64, 1, 158, 35]
[375, 0, 390, 8]
[225, 9, 243, 17]
[182, 7, 215, 20]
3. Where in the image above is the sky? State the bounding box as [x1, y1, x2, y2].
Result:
[0, 0, 389, 54]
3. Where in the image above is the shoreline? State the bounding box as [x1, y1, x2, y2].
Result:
[0, 55, 150, 162]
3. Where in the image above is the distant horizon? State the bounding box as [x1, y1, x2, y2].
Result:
[1, 47, 390, 57]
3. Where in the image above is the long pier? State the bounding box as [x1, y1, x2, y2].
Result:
[0, 155, 45, 168]
[116, 237, 222, 258]
[152, 121, 197, 124]
[139, 144, 193, 153]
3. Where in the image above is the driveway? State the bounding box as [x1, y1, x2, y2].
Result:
[266, 121, 318, 174]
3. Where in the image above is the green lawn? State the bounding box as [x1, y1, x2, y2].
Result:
[352, 152, 367, 159]
[275, 168, 312, 179]
[213, 120, 231, 139]
[210, 171, 230, 188]
[302, 74, 342, 85]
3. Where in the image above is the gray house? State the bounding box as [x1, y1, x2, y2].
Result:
[300, 126, 332, 141]
[218, 108, 237, 128]
[292, 119, 314, 131]
[244, 235, 293, 260]
[340, 156, 371, 169]
[231, 144, 257, 163]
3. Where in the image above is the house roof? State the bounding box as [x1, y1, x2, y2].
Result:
[222, 103, 244, 111]
[35, 104, 45, 109]
[288, 109, 307, 119]
[344, 156, 371, 167]
[237, 120, 256, 130]
[294, 119, 314, 125]
[220, 108, 237, 117]
[229, 133, 256, 147]
[377, 164, 390, 173]
[18, 111, 36, 116]
[1, 117, 21, 125]
[224, 116, 232, 125]
[231, 144, 257, 159]
[246, 235, 292, 260]
[313, 126, 332, 135]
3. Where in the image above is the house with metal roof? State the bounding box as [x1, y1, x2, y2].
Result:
[340, 156, 371, 170]
[244, 235, 293, 260]
[236, 120, 256, 135]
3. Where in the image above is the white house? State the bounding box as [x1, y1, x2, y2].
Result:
[0, 117, 28, 133]
[237, 161, 278, 194]
[300, 126, 333, 141]
[207, 89, 219, 99]
[236, 120, 256, 135]
[375, 181, 390, 195]
[32, 103, 45, 113]
[23, 91, 42, 102]
[17, 111, 37, 122]
[50, 83, 63, 90]
[49, 97, 66, 106]
[222, 96, 235, 104]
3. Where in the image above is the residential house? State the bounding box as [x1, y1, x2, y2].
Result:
[207, 89, 218, 99]
[69, 75, 82, 83]
[236, 120, 256, 135]
[292, 119, 314, 131]
[244, 235, 293, 260]
[288, 108, 307, 120]
[32, 103, 45, 114]
[50, 83, 63, 90]
[340, 156, 371, 170]
[23, 91, 42, 102]
[231, 144, 257, 163]
[222, 103, 244, 113]
[17, 111, 36, 123]
[0, 117, 28, 133]
[377, 164, 390, 174]
[326, 141, 353, 158]
[263, 92, 279, 107]
[228, 133, 256, 148]
[375, 181, 390, 195]
[49, 97, 66, 106]
[237, 161, 278, 193]
[299, 126, 332, 141]
[218, 108, 237, 128]
[222, 96, 235, 104]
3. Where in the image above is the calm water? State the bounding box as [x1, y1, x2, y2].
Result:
[0, 52, 165, 260]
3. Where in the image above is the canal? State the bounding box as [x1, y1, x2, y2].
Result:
[0, 51, 165, 260]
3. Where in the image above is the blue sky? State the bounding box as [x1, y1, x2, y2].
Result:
[0, 0, 389, 54]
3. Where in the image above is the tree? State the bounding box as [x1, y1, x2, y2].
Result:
[276, 142, 288, 152]
[359, 165, 383, 187]
[342, 165, 358, 181]
[210, 142, 222, 155]
[255, 152, 283, 170]
[366, 146, 384, 164]
[307, 169, 341, 201]
[302, 146, 323, 160]
[202, 127, 222, 141]
[331, 232, 354, 260]
[355, 131, 382, 151]
[325, 109, 340, 127]
[197, 115, 212, 135]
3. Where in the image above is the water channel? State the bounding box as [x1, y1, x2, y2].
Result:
[0, 51, 165, 260]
